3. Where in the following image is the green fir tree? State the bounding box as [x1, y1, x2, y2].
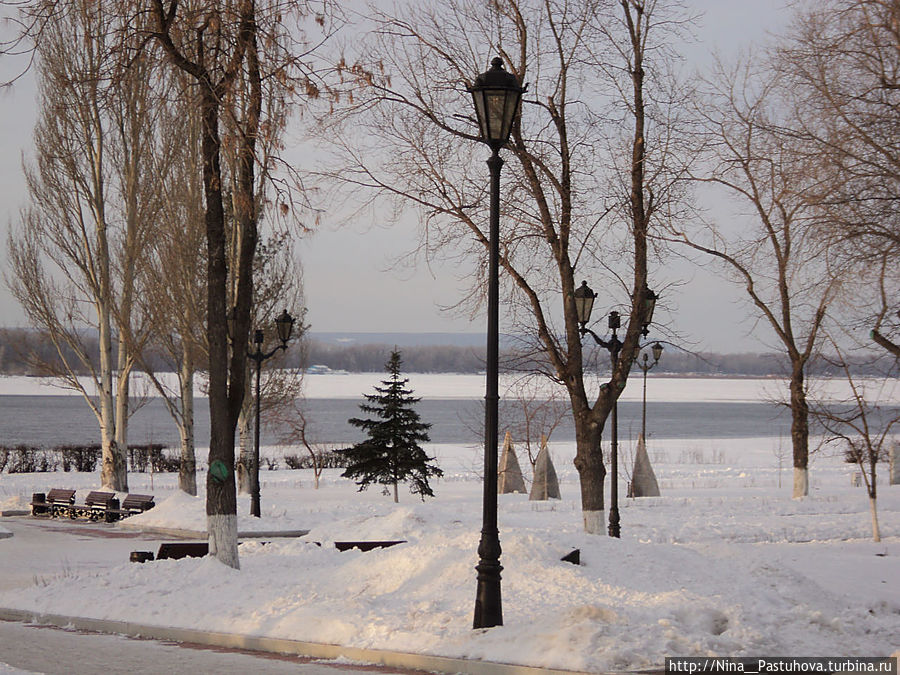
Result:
[341, 350, 442, 502]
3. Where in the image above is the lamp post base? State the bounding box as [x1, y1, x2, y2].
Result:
[473, 556, 503, 628]
[608, 506, 620, 538]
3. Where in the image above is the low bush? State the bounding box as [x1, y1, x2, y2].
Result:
[58, 444, 101, 472]
[1, 445, 59, 473]
[129, 444, 180, 473]
[283, 450, 348, 470]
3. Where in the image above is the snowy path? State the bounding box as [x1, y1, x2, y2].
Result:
[0, 619, 418, 674]
[0, 517, 169, 592]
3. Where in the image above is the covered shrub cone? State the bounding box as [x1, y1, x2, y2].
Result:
[631, 434, 661, 497]
[529, 436, 560, 500]
[498, 431, 526, 494]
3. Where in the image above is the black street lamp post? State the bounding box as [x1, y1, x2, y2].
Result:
[245, 309, 295, 518]
[636, 342, 663, 440]
[573, 281, 657, 538]
[467, 56, 525, 630]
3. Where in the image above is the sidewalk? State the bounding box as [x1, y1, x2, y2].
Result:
[0, 607, 594, 675]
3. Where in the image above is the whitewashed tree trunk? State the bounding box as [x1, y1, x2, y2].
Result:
[208, 514, 240, 569]
[792, 467, 808, 499]
[582, 510, 604, 535]
[869, 497, 881, 542]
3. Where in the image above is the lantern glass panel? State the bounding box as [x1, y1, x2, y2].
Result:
[573, 281, 595, 325]
[275, 310, 294, 344]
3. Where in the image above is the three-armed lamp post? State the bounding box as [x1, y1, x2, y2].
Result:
[467, 56, 526, 630]
[636, 342, 664, 441]
[573, 280, 657, 538]
[246, 309, 295, 518]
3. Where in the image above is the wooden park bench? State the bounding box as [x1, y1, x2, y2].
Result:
[82, 491, 119, 522]
[334, 540, 406, 552]
[130, 540, 409, 564]
[30, 489, 75, 518]
[130, 542, 209, 563]
[120, 493, 155, 516]
[106, 493, 155, 521]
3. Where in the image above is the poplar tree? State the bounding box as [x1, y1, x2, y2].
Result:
[342, 350, 442, 503]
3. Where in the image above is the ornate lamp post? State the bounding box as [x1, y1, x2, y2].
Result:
[246, 309, 295, 518]
[468, 56, 526, 630]
[636, 342, 663, 440]
[573, 281, 657, 538]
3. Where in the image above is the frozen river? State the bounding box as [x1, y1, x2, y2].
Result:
[1, 374, 897, 447]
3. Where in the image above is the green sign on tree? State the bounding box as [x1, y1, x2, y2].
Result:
[341, 350, 443, 503]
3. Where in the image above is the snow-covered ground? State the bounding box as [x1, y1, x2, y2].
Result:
[0, 432, 898, 672]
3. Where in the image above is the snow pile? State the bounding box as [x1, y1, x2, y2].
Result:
[0, 495, 28, 512]
[118, 490, 311, 535]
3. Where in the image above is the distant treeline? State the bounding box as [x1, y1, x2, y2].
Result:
[0, 328, 893, 377]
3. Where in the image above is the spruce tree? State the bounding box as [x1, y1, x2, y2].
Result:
[341, 350, 442, 502]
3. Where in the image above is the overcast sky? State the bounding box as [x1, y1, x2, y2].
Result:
[0, 0, 793, 354]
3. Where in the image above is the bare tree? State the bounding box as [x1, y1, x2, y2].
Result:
[323, 0, 694, 533]
[6, 0, 163, 491]
[131, 67, 208, 496]
[810, 340, 898, 542]
[777, 0, 900, 358]
[275, 390, 329, 490]
[501, 375, 568, 471]
[149, 0, 332, 567]
[671, 60, 844, 498]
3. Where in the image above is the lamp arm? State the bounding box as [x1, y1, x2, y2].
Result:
[247, 343, 288, 364]
[579, 326, 612, 351]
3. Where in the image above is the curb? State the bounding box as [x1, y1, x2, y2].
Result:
[0, 607, 596, 675]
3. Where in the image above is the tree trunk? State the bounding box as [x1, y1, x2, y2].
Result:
[789, 363, 810, 498]
[98, 287, 127, 491]
[890, 442, 899, 486]
[869, 497, 881, 543]
[201, 84, 240, 569]
[393, 481, 399, 504]
[178, 357, 197, 496]
[573, 409, 605, 534]
[114, 337, 131, 488]
[237, 404, 252, 494]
